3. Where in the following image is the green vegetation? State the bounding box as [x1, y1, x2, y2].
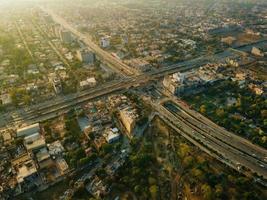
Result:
[63, 112, 97, 168]
[184, 80, 267, 148]
[124, 91, 152, 125]
[112, 117, 266, 200]
[115, 137, 159, 199]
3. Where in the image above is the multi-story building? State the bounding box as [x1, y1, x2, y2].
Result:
[163, 72, 187, 95]
[76, 49, 95, 64]
[120, 106, 138, 136]
[163, 65, 223, 96]
[60, 30, 73, 44]
[100, 36, 111, 48]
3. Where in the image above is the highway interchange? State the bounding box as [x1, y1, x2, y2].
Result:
[0, 7, 266, 185]
[161, 99, 267, 180]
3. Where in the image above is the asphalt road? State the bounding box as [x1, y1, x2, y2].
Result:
[40, 7, 136, 77]
[148, 99, 267, 181]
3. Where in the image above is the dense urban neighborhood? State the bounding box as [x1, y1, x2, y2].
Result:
[0, 0, 267, 200]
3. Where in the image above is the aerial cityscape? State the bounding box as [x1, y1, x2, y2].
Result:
[0, 0, 266, 199]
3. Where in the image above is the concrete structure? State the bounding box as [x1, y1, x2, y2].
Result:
[120, 106, 138, 135]
[104, 128, 120, 143]
[24, 133, 46, 152]
[1, 130, 12, 145]
[11, 154, 38, 184]
[100, 36, 110, 48]
[163, 66, 221, 96]
[49, 74, 62, 94]
[76, 49, 95, 64]
[0, 93, 12, 105]
[126, 58, 151, 72]
[60, 30, 73, 44]
[80, 77, 97, 89]
[56, 158, 69, 175]
[17, 123, 40, 138]
[163, 72, 186, 95]
[47, 140, 65, 156]
[36, 148, 53, 169]
[251, 47, 264, 57]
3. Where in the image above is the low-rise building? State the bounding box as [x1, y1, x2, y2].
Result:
[0, 93, 12, 105]
[35, 148, 53, 169]
[86, 176, 109, 198]
[24, 133, 46, 152]
[1, 130, 12, 145]
[17, 123, 40, 138]
[11, 153, 38, 184]
[104, 128, 120, 143]
[125, 58, 151, 72]
[47, 140, 65, 156]
[56, 158, 69, 175]
[163, 66, 222, 96]
[80, 77, 97, 89]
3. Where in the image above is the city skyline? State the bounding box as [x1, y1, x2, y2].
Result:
[0, 0, 266, 199]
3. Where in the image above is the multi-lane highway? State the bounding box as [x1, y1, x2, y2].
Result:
[40, 7, 136, 77]
[1, 7, 266, 186]
[160, 101, 267, 179]
[0, 60, 206, 128]
[0, 38, 266, 128]
[144, 93, 267, 183]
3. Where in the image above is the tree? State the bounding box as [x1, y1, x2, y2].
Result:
[22, 94, 31, 105]
[179, 143, 190, 158]
[215, 108, 225, 118]
[148, 177, 157, 185]
[134, 185, 142, 194]
[215, 184, 223, 198]
[201, 184, 212, 200]
[102, 143, 113, 154]
[191, 168, 203, 180]
[200, 105, 206, 114]
[149, 185, 158, 200]
[261, 110, 267, 118]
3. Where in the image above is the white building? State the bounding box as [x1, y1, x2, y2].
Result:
[104, 128, 120, 143]
[80, 77, 97, 89]
[100, 36, 111, 48]
[48, 140, 65, 156]
[17, 123, 40, 138]
[163, 72, 186, 95]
